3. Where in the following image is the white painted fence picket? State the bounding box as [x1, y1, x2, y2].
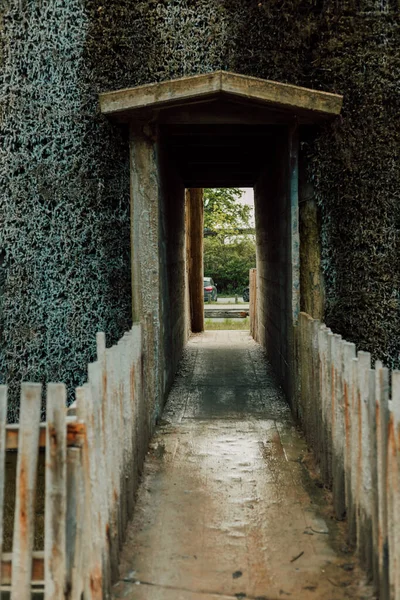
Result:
[297, 312, 400, 600]
[0, 323, 144, 599]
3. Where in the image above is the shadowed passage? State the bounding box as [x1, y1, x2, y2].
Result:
[113, 331, 372, 600]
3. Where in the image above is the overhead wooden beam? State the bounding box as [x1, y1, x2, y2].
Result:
[100, 71, 343, 121]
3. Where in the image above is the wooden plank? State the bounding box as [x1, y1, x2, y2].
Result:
[99, 71, 343, 119]
[343, 344, 356, 542]
[6, 423, 46, 450]
[325, 330, 334, 486]
[332, 335, 345, 519]
[107, 345, 120, 579]
[0, 386, 7, 591]
[66, 446, 85, 600]
[376, 365, 390, 599]
[390, 371, 400, 599]
[310, 319, 320, 464]
[76, 385, 102, 600]
[89, 359, 109, 595]
[6, 418, 77, 450]
[1, 552, 44, 585]
[357, 351, 372, 571]
[368, 368, 379, 592]
[11, 383, 42, 599]
[187, 189, 204, 333]
[318, 326, 329, 483]
[349, 356, 360, 547]
[45, 383, 67, 600]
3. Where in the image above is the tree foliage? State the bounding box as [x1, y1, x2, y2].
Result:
[204, 188, 252, 238]
[204, 237, 256, 295]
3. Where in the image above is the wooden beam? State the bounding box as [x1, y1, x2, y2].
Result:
[6, 418, 80, 450]
[100, 71, 343, 120]
[1, 552, 44, 585]
[186, 189, 204, 333]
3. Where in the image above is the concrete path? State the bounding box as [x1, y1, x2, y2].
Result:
[113, 332, 372, 600]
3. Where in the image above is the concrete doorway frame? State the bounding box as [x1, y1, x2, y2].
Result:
[100, 71, 342, 410]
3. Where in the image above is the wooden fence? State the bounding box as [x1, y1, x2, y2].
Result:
[0, 323, 145, 599]
[296, 312, 400, 600]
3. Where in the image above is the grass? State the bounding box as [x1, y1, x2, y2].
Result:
[205, 317, 250, 330]
[204, 300, 248, 305]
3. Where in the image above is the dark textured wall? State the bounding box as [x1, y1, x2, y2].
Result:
[1, 1, 399, 419]
[158, 133, 187, 399]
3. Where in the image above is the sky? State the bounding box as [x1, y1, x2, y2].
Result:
[240, 188, 255, 226]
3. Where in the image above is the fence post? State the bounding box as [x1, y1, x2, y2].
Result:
[368, 367, 379, 592]
[310, 319, 320, 461]
[318, 326, 329, 484]
[11, 383, 42, 599]
[388, 371, 400, 599]
[45, 383, 67, 600]
[392, 371, 400, 600]
[332, 335, 345, 519]
[357, 351, 373, 572]
[349, 356, 360, 547]
[76, 385, 102, 600]
[376, 365, 390, 599]
[0, 386, 7, 592]
[326, 331, 334, 486]
[343, 343, 356, 542]
[66, 443, 85, 599]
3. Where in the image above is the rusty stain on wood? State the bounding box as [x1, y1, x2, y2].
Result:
[1, 552, 44, 584]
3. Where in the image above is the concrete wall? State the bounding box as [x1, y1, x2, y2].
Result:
[130, 126, 187, 427]
[254, 128, 298, 399]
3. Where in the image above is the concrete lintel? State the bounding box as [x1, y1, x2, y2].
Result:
[100, 71, 343, 121]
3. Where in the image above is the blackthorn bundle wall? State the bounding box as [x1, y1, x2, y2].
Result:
[1, 1, 399, 418]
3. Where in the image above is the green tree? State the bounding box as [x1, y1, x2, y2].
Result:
[204, 188, 252, 238]
[204, 237, 256, 295]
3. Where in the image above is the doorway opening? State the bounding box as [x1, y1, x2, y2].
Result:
[201, 187, 255, 331]
[100, 70, 342, 410]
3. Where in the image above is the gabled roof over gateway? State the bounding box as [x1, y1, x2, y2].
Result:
[99, 71, 343, 123]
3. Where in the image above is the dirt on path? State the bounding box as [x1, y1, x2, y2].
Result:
[113, 331, 374, 600]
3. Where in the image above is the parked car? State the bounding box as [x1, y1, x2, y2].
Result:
[242, 287, 250, 302]
[204, 277, 217, 301]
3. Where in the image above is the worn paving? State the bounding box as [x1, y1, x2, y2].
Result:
[114, 331, 373, 600]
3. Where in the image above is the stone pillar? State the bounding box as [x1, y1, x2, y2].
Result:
[186, 188, 204, 333]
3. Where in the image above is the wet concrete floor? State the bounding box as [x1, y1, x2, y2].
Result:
[114, 331, 373, 600]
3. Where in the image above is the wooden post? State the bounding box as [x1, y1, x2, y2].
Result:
[66, 446, 85, 599]
[318, 326, 329, 483]
[349, 356, 360, 547]
[392, 371, 400, 600]
[76, 385, 102, 600]
[369, 368, 379, 592]
[376, 365, 390, 599]
[0, 386, 7, 592]
[343, 343, 356, 542]
[45, 383, 67, 600]
[11, 383, 42, 599]
[357, 351, 373, 571]
[332, 334, 346, 520]
[186, 188, 204, 333]
[249, 268, 257, 340]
